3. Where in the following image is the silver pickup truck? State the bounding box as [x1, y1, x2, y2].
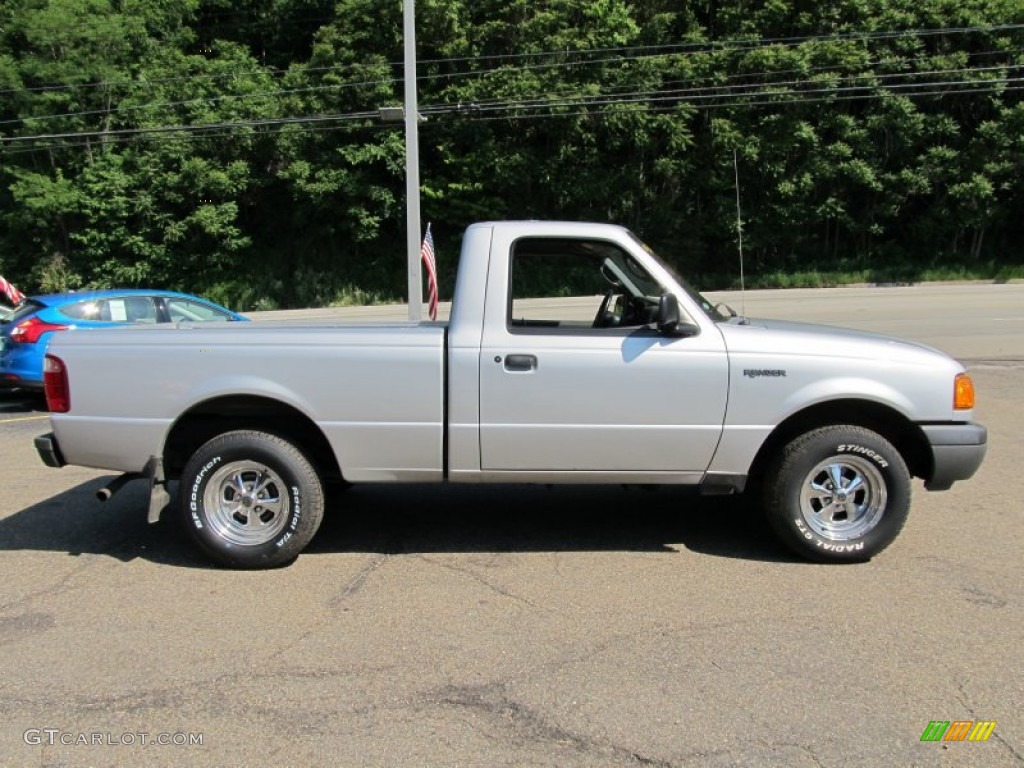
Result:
[35, 221, 987, 568]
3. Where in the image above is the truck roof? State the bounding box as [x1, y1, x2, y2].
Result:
[467, 220, 633, 238]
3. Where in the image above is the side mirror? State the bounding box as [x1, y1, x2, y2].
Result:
[657, 294, 699, 337]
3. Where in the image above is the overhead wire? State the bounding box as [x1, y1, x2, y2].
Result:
[3, 60, 1018, 146]
[1, 19, 1020, 152]
[457, 80, 1024, 120]
[0, 119, 393, 158]
[420, 62, 1022, 115]
[2, 45, 1019, 129]
[0, 111, 379, 145]
[6, 77, 1021, 160]
[2, 74, 1017, 158]
[2, 21, 1021, 96]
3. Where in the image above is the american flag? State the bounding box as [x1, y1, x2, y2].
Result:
[0, 274, 25, 306]
[420, 223, 438, 321]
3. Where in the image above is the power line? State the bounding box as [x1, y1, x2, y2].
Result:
[3, 46, 1018, 128]
[433, 76, 1023, 118]
[6, 62, 1016, 142]
[461, 84, 1024, 123]
[422, 23, 1024, 67]
[0, 111, 378, 144]
[10, 80, 1020, 156]
[422, 63, 1022, 115]
[0, 119, 393, 158]
[2, 74, 1017, 156]
[0, 77, 389, 127]
[2, 21, 1021, 96]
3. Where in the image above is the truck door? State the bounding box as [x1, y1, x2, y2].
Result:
[478, 236, 728, 477]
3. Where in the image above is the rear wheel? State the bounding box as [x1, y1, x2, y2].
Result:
[180, 430, 324, 568]
[764, 425, 910, 562]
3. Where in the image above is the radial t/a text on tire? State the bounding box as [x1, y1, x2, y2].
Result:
[180, 430, 325, 569]
[763, 425, 911, 563]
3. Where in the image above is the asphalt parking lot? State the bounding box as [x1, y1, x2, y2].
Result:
[1, 283, 1021, 767]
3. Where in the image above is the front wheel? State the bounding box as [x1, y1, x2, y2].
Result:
[763, 426, 910, 563]
[180, 430, 325, 568]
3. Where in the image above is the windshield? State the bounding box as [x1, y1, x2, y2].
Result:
[625, 233, 730, 322]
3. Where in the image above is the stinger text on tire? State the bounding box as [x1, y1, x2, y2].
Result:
[763, 425, 911, 563]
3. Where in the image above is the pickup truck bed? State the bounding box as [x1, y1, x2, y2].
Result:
[49, 323, 447, 482]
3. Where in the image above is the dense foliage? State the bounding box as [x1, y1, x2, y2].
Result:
[1, 0, 1022, 308]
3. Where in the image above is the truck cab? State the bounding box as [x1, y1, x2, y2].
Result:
[449, 221, 728, 483]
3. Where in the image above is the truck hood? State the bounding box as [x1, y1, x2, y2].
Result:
[717, 316, 961, 369]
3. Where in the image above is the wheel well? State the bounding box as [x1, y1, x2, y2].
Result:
[163, 396, 342, 482]
[748, 400, 932, 485]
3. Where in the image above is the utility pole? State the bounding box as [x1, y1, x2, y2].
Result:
[403, 0, 423, 322]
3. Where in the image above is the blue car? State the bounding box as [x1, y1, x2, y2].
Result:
[0, 289, 247, 391]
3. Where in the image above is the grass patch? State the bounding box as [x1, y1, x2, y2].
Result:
[329, 284, 402, 307]
[698, 262, 1024, 291]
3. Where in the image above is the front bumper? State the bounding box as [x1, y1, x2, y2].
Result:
[921, 423, 987, 491]
[35, 432, 66, 468]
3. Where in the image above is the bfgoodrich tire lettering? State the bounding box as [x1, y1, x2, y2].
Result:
[180, 430, 325, 569]
[764, 425, 910, 563]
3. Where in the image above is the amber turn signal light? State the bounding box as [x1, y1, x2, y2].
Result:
[954, 373, 975, 410]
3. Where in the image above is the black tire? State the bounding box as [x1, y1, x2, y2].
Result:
[180, 430, 325, 569]
[763, 425, 910, 563]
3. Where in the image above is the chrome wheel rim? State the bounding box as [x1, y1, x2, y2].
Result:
[203, 461, 290, 546]
[799, 455, 886, 541]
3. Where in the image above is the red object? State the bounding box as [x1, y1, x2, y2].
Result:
[44, 354, 71, 413]
[0, 274, 25, 305]
[10, 316, 68, 344]
[420, 223, 438, 321]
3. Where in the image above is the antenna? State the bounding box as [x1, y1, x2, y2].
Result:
[732, 148, 747, 319]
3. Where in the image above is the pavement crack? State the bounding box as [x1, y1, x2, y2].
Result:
[433, 682, 677, 766]
[960, 584, 1007, 608]
[950, 684, 1021, 765]
[0, 612, 55, 647]
[0, 558, 102, 614]
[416, 555, 540, 609]
[954, 678, 976, 716]
[754, 740, 829, 768]
[990, 732, 1024, 764]
[329, 553, 389, 609]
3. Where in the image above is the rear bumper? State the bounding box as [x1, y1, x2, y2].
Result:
[35, 432, 66, 468]
[921, 423, 987, 491]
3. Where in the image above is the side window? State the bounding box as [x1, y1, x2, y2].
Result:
[166, 298, 230, 322]
[61, 300, 110, 321]
[120, 297, 159, 323]
[508, 238, 667, 332]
